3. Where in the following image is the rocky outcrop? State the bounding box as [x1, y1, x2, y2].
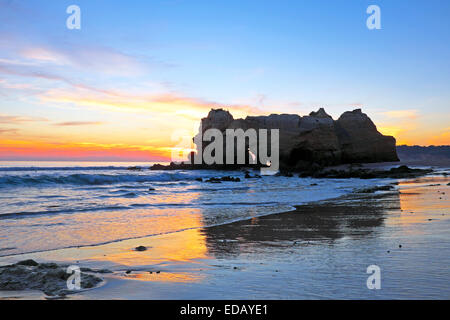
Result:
[335, 109, 398, 163]
[191, 108, 398, 171]
[0, 260, 103, 297]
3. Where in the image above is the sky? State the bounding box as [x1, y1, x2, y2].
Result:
[0, 0, 449, 161]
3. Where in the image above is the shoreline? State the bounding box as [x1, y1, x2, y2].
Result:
[1, 173, 449, 299]
[0, 173, 401, 259]
[0, 173, 403, 260]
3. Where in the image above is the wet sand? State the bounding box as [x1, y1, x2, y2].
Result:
[0, 175, 449, 299]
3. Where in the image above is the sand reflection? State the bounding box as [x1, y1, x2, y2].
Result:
[93, 227, 209, 266]
[201, 194, 395, 258]
[86, 227, 208, 283]
[119, 271, 204, 283]
[396, 176, 449, 225]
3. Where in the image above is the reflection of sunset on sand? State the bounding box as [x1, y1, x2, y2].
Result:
[392, 177, 449, 227]
[93, 229, 209, 283]
[118, 271, 205, 284]
[92, 228, 209, 267]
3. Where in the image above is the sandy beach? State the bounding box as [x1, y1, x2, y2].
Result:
[1, 174, 448, 300]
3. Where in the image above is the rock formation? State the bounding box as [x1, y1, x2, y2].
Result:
[192, 108, 398, 171]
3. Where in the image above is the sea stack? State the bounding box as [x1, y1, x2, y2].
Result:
[193, 108, 399, 171]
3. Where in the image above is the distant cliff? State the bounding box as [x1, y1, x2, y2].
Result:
[193, 108, 399, 170]
[397, 145, 450, 166]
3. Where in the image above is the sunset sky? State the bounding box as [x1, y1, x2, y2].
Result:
[0, 0, 449, 161]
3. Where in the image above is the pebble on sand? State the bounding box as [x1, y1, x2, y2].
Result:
[135, 246, 147, 252]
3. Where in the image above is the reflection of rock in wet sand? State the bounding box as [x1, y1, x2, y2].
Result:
[201, 192, 400, 258]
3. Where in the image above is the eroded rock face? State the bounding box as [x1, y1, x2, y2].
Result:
[335, 109, 398, 163]
[193, 107, 399, 170]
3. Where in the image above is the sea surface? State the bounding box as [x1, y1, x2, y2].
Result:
[0, 161, 389, 256]
[1, 161, 449, 299]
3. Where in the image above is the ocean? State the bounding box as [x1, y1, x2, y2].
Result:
[0, 161, 384, 257]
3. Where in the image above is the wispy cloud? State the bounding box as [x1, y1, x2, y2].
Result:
[0, 43, 148, 77]
[380, 109, 418, 119]
[0, 128, 18, 134]
[0, 64, 125, 95]
[53, 121, 105, 126]
[39, 86, 263, 120]
[0, 57, 39, 66]
[20, 45, 145, 76]
[0, 114, 47, 124]
[2, 65, 265, 118]
[428, 127, 450, 145]
[20, 47, 69, 66]
[0, 78, 34, 90]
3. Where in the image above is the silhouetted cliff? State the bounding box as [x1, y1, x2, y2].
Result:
[192, 108, 398, 171]
[397, 145, 450, 166]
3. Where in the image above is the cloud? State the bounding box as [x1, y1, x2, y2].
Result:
[0, 114, 47, 124]
[0, 78, 34, 89]
[0, 64, 124, 95]
[376, 109, 421, 144]
[0, 57, 39, 66]
[0, 43, 147, 77]
[428, 127, 450, 145]
[377, 125, 407, 139]
[380, 109, 418, 119]
[0, 128, 18, 134]
[20, 47, 69, 66]
[53, 121, 105, 126]
[0, 64, 74, 84]
[39, 86, 263, 120]
[19, 45, 145, 76]
[0, 57, 264, 126]
[1, 61, 263, 128]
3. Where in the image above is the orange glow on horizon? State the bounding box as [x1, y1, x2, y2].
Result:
[0, 138, 174, 161]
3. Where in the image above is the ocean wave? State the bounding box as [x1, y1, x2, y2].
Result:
[0, 200, 282, 220]
[0, 172, 202, 187]
[0, 205, 131, 219]
[0, 166, 131, 172]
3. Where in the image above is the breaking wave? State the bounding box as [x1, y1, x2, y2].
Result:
[0, 172, 202, 187]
